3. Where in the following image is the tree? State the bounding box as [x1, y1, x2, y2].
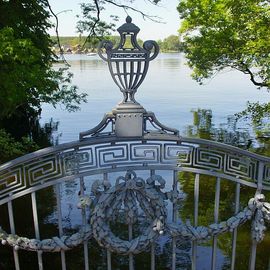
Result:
[76, 0, 162, 47]
[0, 0, 87, 120]
[160, 35, 181, 52]
[178, 0, 270, 89]
[0, 0, 163, 120]
[0, 0, 164, 157]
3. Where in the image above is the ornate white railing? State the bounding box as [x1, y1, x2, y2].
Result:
[1, 17, 270, 270]
[1, 134, 270, 269]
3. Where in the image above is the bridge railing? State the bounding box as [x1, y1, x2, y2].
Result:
[0, 134, 270, 269]
[1, 16, 270, 270]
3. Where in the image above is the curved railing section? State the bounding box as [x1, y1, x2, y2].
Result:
[1, 17, 270, 270]
[0, 134, 270, 270]
[0, 135, 269, 204]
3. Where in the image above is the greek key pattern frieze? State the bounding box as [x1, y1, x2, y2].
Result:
[130, 143, 160, 162]
[0, 139, 269, 200]
[0, 167, 25, 197]
[62, 148, 96, 174]
[177, 146, 259, 181]
[224, 155, 257, 179]
[163, 144, 193, 165]
[193, 148, 224, 170]
[25, 155, 63, 185]
[97, 144, 129, 167]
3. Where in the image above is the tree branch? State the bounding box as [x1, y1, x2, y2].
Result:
[92, 0, 101, 36]
[104, 0, 162, 22]
[243, 66, 268, 88]
[81, 0, 101, 48]
[145, 0, 162, 6]
[80, 0, 163, 49]
[45, 0, 70, 66]
[237, 62, 269, 88]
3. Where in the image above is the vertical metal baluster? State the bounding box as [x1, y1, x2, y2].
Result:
[123, 61, 128, 89]
[56, 184, 67, 270]
[151, 244, 155, 270]
[192, 173, 200, 270]
[172, 238, 176, 270]
[150, 169, 156, 270]
[129, 61, 135, 89]
[211, 177, 221, 270]
[172, 171, 178, 223]
[131, 61, 141, 89]
[7, 200, 20, 270]
[31, 192, 43, 270]
[231, 183, 240, 270]
[107, 251, 112, 270]
[172, 170, 178, 270]
[249, 162, 264, 270]
[249, 242, 257, 270]
[80, 177, 90, 270]
[103, 172, 112, 270]
[129, 223, 134, 270]
[115, 62, 126, 90]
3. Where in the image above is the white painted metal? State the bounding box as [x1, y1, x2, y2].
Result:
[0, 16, 270, 270]
[31, 192, 43, 270]
[231, 183, 240, 270]
[211, 177, 221, 270]
[8, 201, 20, 270]
[56, 184, 67, 270]
[150, 169, 156, 270]
[192, 173, 200, 270]
[80, 177, 90, 270]
[0, 135, 269, 269]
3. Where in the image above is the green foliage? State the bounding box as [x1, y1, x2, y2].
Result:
[178, 0, 270, 89]
[77, 2, 118, 40]
[107, 35, 121, 46]
[52, 34, 178, 52]
[157, 35, 181, 52]
[180, 108, 270, 269]
[236, 102, 270, 124]
[0, 0, 87, 119]
[236, 102, 270, 147]
[0, 129, 39, 164]
[51, 36, 85, 47]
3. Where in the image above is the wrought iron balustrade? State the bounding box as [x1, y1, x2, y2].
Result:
[0, 17, 270, 270]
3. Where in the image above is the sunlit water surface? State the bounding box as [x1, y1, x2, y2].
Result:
[42, 54, 270, 269]
[41, 53, 269, 143]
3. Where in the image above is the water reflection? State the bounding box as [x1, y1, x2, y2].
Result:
[1, 107, 270, 269]
[180, 109, 270, 270]
[41, 53, 269, 143]
[2, 52, 270, 269]
[0, 115, 62, 269]
[185, 109, 252, 149]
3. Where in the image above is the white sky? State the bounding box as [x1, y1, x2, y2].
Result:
[47, 0, 181, 40]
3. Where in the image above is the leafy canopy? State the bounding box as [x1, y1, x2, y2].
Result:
[0, 129, 38, 163]
[0, 0, 87, 119]
[157, 35, 182, 52]
[178, 0, 270, 89]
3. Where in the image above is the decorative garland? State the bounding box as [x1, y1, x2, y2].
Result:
[0, 225, 92, 252]
[91, 172, 167, 255]
[1, 172, 270, 253]
[167, 193, 270, 242]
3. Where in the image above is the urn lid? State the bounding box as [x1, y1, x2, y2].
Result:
[117, 16, 140, 34]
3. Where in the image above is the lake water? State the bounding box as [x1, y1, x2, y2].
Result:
[41, 53, 269, 143]
[0, 53, 270, 270]
[1, 53, 268, 269]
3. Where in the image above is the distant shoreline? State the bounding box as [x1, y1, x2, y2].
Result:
[50, 35, 182, 54]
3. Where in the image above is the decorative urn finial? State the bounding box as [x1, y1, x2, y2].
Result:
[98, 16, 159, 112]
[80, 17, 179, 139]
